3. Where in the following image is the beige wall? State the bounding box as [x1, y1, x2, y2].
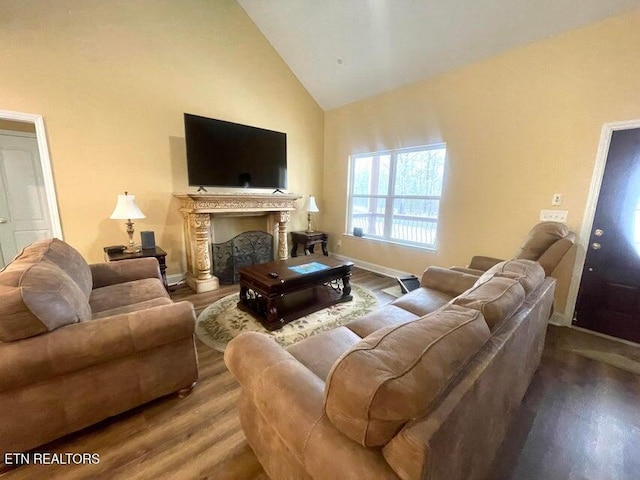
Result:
[0, 0, 323, 273]
[323, 10, 640, 315]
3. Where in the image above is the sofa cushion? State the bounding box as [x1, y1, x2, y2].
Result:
[324, 304, 490, 447]
[91, 297, 173, 320]
[390, 287, 452, 317]
[517, 221, 569, 261]
[454, 276, 525, 330]
[287, 326, 362, 381]
[0, 260, 92, 342]
[16, 238, 93, 298]
[477, 259, 545, 296]
[346, 304, 419, 338]
[89, 278, 169, 314]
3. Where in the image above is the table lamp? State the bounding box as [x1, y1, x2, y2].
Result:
[109, 191, 146, 253]
[305, 195, 319, 233]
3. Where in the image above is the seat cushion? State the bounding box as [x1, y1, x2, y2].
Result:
[324, 304, 490, 447]
[92, 297, 173, 319]
[454, 276, 525, 330]
[346, 304, 419, 338]
[0, 259, 92, 342]
[287, 326, 362, 381]
[390, 287, 452, 317]
[89, 278, 169, 314]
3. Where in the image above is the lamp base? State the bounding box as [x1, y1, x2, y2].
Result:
[306, 212, 314, 233]
[124, 220, 140, 254]
[123, 244, 142, 254]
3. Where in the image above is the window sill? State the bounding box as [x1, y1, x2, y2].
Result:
[342, 233, 437, 252]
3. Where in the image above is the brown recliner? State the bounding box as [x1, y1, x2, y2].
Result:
[453, 221, 576, 276]
[0, 238, 198, 456]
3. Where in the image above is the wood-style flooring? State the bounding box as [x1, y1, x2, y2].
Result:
[1, 267, 639, 480]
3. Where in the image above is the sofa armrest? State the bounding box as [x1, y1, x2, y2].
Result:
[90, 257, 161, 288]
[420, 267, 480, 297]
[467, 255, 504, 272]
[225, 332, 400, 480]
[0, 301, 196, 392]
[449, 266, 485, 276]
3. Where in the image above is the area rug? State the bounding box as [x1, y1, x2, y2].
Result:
[195, 284, 378, 352]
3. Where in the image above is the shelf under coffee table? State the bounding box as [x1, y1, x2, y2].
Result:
[237, 256, 354, 331]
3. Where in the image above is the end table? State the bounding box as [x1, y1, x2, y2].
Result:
[103, 246, 169, 291]
[290, 231, 329, 257]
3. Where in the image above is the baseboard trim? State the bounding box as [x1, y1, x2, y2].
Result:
[330, 253, 412, 279]
[569, 325, 640, 348]
[549, 312, 569, 326]
[167, 273, 184, 286]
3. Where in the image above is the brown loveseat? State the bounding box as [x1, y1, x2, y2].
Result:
[0, 239, 198, 456]
[225, 259, 555, 480]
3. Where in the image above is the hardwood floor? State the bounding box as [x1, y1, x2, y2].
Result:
[1, 268, 639, 480]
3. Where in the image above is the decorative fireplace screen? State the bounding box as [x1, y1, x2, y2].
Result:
[212, 230, 274, 284]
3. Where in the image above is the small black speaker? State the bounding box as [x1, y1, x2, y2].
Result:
[353, 227, 363, 237]
[141, 231, 156, 249]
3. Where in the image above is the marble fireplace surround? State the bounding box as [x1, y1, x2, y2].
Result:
[174, 192, 302, 293]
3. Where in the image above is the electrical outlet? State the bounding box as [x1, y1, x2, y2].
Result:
[540, 210, 568, 223]
[551, 193, 563, 206]
[336, 240, 342, 248]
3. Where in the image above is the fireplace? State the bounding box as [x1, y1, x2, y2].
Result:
[213, 231, 274, 284]
[174, 192, 302, 293]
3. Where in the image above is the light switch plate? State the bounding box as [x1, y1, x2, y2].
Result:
[540, 210, 568, 223]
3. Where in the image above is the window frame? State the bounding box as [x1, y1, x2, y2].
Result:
[346, 143, 446, 250]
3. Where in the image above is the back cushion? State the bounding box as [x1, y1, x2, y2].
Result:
[19, 238, 93, 297]
[517, 222, 569, 261]
[324, 304, 490, 447]
[0, 242, 92, 342]
[478, 259, 545, 296]
[454, 276, 525, 329]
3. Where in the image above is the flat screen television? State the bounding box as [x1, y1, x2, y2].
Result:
[184, 113, 287, 189]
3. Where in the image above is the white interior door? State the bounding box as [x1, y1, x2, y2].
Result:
[0, 130, 53, 267]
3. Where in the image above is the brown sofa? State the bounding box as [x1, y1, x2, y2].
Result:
[225, 259, 555, 480]
[0, 238, 198, 456]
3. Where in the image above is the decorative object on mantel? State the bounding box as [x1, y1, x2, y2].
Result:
[304, 195, 319, 233]
[109, 191, 145, 253]
[173, 192, 302, 294]
[195, 283, 378, 352]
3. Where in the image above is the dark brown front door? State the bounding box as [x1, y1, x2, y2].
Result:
[573, 127, 640, 343]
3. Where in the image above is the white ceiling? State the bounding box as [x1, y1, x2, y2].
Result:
[238, 0, 640, 110]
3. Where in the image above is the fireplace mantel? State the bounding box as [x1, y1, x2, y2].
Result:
[174, 192, 302, 293]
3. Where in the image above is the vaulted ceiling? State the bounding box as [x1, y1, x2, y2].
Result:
[238, 0, 640, 110]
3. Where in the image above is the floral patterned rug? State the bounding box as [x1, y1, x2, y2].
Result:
[195, 284, 378, 352]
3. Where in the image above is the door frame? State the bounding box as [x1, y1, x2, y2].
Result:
[0, 109, 63, 240]
[564, 118, 640, 328]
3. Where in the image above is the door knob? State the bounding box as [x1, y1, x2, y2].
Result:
[0, 218, 7, 224]
[591, 242, 601, 250]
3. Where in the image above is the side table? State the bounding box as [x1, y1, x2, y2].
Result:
[290, 231, 329, 257]
[103, 246, 169, 291]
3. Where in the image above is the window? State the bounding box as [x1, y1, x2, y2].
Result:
[347, 144, 446, 249]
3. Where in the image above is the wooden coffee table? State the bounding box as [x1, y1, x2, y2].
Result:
[237, 256, 354, 331]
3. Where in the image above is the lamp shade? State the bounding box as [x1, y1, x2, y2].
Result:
[109, 193, 145, 220]
[304, 195, 319, 213]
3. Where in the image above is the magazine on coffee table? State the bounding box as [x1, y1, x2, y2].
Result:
[287, 262, 330, 274]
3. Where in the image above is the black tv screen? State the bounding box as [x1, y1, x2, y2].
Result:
[184, 113, 287, 189]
